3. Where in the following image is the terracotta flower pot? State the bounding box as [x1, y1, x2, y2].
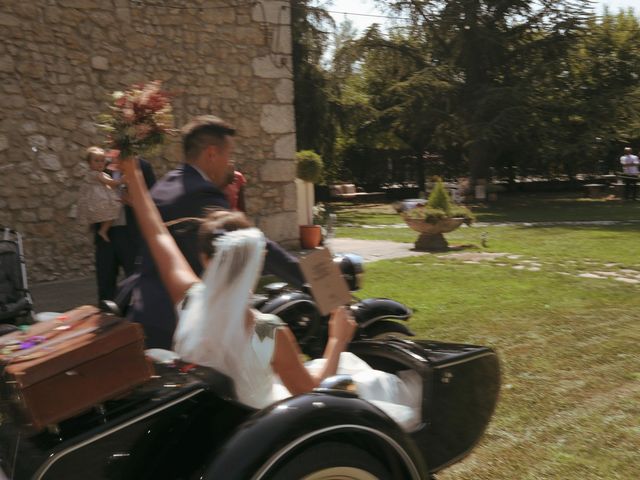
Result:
[299, 225, 322, 249]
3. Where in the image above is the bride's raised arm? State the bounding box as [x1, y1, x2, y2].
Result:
[119, 157, 199, 304]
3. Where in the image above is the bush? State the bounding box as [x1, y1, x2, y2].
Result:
[449, 205, 475, 225]
[422, 206, 449, 224]
[296, 150, 324, 183]
[425, 179, 474, 225]
[427, 179, 452, 214]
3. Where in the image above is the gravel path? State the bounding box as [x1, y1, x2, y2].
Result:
[325, 237, 425, 262]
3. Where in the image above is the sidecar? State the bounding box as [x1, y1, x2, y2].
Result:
[0, 337, 499, 480]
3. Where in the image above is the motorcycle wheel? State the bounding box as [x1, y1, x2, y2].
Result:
[266, 442, 391, 480]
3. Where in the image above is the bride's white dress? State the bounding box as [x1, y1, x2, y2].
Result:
[174, 283, 422, 431]
[169, 229, 422, 431]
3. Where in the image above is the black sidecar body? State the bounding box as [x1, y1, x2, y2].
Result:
[0, 338, 500, 480]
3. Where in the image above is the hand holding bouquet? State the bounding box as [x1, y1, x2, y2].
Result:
[98, 80, 175, 159]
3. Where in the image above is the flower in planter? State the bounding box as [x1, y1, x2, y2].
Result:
[312, 202, 326, 225]
[397, 179, 475, 226]
[424, 179, 475, 225]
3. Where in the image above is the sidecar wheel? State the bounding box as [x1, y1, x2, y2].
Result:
[266, 442, 391, 480]
[371, 331, 409, 341]
[363, 320, 414, 341]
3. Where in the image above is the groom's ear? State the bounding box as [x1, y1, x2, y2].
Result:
[207, 143, 224, 162]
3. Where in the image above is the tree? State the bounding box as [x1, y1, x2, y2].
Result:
[379, 0, 593, 187]
[564, 9, 640, 172]
[292, 1, 640, 188]
[291, 1, 336, 177]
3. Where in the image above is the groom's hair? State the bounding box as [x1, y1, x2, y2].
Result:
[182, 115, 236, 162]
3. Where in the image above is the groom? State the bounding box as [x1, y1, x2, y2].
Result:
[130, 115, 304, 348]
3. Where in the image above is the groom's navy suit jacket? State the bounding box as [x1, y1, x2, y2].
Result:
[131, 163, 304, 349]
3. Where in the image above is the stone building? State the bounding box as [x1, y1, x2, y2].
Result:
[0, 0, 297, 283]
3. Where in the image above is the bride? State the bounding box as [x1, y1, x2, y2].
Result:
[121, 157, 420, 425]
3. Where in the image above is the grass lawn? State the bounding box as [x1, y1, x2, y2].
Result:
[330, 194, 640, 479]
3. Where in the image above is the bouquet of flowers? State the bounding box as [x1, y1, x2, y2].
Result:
[98, 80, 175, 159]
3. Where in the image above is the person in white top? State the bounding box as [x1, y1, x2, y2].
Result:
[620, 147, 639, 200]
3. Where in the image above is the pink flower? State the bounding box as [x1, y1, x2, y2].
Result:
[98, 80, 175, 158]
[122, 108, 135, 122]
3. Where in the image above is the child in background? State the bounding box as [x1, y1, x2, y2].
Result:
[77, 146, 122, 242]
[224, 169, 247, 212]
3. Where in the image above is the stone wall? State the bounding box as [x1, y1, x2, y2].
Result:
[0, 0, 297, 283]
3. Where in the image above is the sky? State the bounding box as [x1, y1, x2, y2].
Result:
[326, 0, 640, 35]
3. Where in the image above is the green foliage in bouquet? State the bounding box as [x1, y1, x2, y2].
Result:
[97, 80, 175, 159]
[296, 150, 324, 183]
[425, 179, 475, 225]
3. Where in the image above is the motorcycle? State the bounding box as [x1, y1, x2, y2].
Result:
[253, 253, 416, 358]
[0, 334, 500, 480]
[0, 254, 501, 480]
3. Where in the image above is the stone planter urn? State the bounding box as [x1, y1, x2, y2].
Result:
[403, 216, 465, 251]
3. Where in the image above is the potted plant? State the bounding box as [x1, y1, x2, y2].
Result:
[398, 178, 474, 251]
[295, 150, 324, 249]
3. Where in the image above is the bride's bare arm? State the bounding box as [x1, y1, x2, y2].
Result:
[271, 306, 356, 394]
[120, 158, 199, 304]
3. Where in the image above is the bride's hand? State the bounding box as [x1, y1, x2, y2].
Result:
[117, 156, 136, 173]
[328, 306, 356, 345]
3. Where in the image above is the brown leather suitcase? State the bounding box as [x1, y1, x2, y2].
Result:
[0, 306, 153, 432]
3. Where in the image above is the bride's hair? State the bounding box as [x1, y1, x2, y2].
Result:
[162, 210, 252, 262]
[173, 215, 267, 397]
[197, 210, 251, 259]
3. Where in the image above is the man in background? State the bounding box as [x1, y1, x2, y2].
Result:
[619, 147, 639, 200]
